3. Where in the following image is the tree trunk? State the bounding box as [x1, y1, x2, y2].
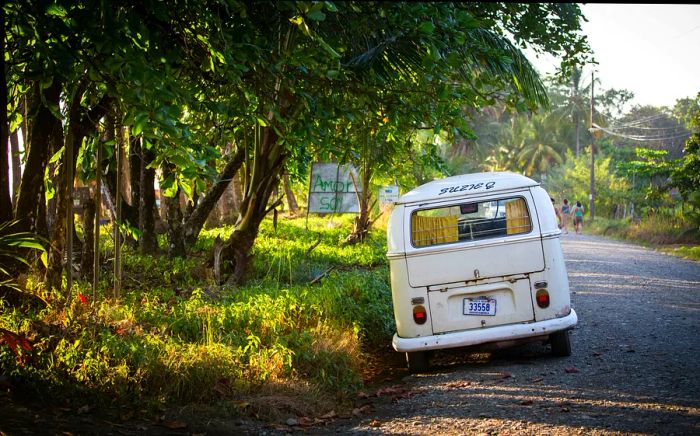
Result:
[128, 134, 141, 221]
[230, 172, 243, 221]
[0, 6, 11, 222]
[105, 127, 138, 240]
[575, 118, 580, 157]
[183, 146, 245, 246]
[139, 144, 157, 254]
[45, 121, 81, 291]
[13, 82, 61, 234]
[10, 129, 21, 204]
[45, 89, 112, 291]
[162, 165, 186, 258]
[283, 173, 299, 215]
[346, 166, 373, 245]
[80, 197, 95, 280]
[219, 127, 285, 284]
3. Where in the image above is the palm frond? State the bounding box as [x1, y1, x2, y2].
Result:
[457, 28, 549, 110]
[342, 32, 427, 82]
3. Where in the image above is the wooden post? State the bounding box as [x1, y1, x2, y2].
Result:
[114, 130, 122, 298]
[66, 139, 74, 296]
[93, 142, 102, 298]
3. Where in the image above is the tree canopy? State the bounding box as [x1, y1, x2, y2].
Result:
[4, 1, 592, 288]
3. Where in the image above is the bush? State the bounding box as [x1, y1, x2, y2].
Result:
[0, 215, 395, 419]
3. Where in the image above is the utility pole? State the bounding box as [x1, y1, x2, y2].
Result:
[589, 71, 595, 221]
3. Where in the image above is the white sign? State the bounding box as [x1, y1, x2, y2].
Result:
[379, 185, 400, 205]
[308, 163, 362, 213]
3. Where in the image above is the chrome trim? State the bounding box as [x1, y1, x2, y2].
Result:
[392, 309, 577, 352]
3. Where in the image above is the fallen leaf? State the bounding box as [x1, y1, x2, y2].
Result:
[565, 367, 579, 373]
[297, 417, 314, 426]
[321, 410, 337, 420]
[162, 420, 187, 430]
[357, 391, 370, 399]
[369, 420, 382, 428]
[531, 377, 544, 382]
[376, 385, 406, 397]
[352, 405, 371, 416]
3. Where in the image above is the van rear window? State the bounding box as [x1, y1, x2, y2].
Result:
[411, 197, 532, 247]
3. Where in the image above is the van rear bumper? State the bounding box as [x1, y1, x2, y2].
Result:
[392, 309, 577, 353]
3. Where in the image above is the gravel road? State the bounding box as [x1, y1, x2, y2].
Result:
[2, 234, 698, 435]
[315, 233, 700, 435]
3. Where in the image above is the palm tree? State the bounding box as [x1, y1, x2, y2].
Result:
[337, 4, 554, 242]
[551, 67, 590, 157]
[517, 116, 564, 178]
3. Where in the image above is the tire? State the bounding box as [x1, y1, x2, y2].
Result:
[406, 351, 430, 373]
[550, 330, 572, 357]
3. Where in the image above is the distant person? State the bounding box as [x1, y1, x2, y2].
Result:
[560, 199, 571, 234]
[572, 200, 585, 234]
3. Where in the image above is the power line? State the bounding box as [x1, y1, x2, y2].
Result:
[608, 124, 686, 132]
[612, 114, 668, 128]
[592, 123, 691, 142]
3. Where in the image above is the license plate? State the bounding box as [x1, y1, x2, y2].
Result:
[463, 297, 496, 316]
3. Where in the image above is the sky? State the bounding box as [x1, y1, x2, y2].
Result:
[528, 3, 700, 109]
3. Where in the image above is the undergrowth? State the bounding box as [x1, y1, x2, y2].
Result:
[0, 214, 395, 421]
[587, 215, 700, 261]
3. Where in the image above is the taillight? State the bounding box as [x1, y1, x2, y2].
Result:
[536, 289, 550, 308]
[413, 305, 427, 325]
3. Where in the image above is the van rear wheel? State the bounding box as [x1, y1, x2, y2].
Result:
[406, 351, 429, 373]
[550, 330, 572, 356]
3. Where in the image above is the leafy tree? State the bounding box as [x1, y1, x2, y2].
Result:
[549, 67, 590, 157]
[3, 1, 593, 289]
[672, 94, 700, 225]
[544, 149, 631, 219]
[517, 115, 563, 179]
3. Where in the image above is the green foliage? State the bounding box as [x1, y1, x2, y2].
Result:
[664, 245, 700, 262]
[0, 221, 47, 290]
[0, 216, 394, 415]
[671, 94, 700, 210]
[543, 149, 632, 218]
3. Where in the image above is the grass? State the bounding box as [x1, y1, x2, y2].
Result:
[586, 214, 700, 261]
[0, 214, 396, 421]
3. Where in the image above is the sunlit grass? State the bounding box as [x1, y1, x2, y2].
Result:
[0, 214, 395, 418]
[587, 215, 699, 260]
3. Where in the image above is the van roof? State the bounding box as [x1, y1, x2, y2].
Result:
[397, 172, 539, 205]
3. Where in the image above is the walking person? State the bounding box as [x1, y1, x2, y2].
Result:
[572, 200, 585, 234]
[560, 198, 571, 234]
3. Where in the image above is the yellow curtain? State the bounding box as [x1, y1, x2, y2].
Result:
[506, 199, 531, 235]
[412, 215, 458, 247]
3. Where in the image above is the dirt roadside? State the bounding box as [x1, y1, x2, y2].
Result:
[1, 234, 698, 435]
[306, 233, 700, 435]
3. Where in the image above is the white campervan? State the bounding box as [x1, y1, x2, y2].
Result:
[387, 172, 577, 372]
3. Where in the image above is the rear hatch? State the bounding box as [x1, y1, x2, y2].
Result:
[404, 190, 544, 333]
[427, 276, 535, 334]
